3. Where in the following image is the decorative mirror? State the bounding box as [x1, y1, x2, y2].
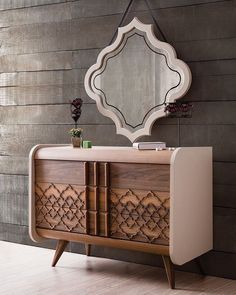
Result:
[85, 17, 191, 142]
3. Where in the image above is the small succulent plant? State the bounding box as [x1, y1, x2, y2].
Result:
[70, 98, 83, 128]
[68, 128, 83, 138]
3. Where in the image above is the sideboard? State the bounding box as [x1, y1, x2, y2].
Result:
[29, 145, 212, 289]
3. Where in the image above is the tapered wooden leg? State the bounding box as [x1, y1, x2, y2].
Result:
[162, 255, 175, 289]
[85, 244, 91, 256]
[52, 240, 68, 267]
[196, 257, 205, 275]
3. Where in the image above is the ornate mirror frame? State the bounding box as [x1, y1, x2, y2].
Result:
[84, 17, 192, 142]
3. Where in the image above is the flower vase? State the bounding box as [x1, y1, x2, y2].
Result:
[71, 136, 82, 148]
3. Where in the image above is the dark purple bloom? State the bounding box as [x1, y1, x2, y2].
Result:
[165, 102, 194, 118]
[70, 98, 83, 127]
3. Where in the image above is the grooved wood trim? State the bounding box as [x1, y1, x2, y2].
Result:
[37, 228, 169, 256]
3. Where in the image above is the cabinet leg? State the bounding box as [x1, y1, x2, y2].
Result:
[52, 240, 68, 267]
[162, 255, 175, 289]
[85, 244, 91, 256]
[196, 257, 205, 275]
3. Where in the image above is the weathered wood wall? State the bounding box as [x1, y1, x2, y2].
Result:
[0, 0, 235, 279]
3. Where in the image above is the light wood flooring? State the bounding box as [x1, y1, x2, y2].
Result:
[0, 241, 235, 295]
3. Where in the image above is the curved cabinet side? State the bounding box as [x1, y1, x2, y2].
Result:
[169, 147, 213, 265]
[29, 144, 68, 242]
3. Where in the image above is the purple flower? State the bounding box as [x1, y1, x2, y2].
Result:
[70, 98, 83, 128]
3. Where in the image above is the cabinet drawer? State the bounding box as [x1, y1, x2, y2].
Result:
[36, 205, 87, 234]
[110, 188, 169, 219]
[35, 182, 86, 210]
[109, 188, 169, 245]
[35, 182, 87, 233]
[110, 213, 169, 245]
[110, 163, 170, 191]
[35, 182, 108, 237]
[35, 160, 86, 185]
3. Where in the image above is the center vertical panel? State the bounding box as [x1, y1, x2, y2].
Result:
[94, 161, 99, 236]
[104, 162, 110, 237]
[84, 161, 89, 235]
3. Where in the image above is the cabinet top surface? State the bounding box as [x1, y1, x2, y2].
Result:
[33, 145, 174, 164]
[32, 145, 212, 165]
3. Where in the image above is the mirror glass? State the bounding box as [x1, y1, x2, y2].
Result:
[85, 18, 191, 142]
[94, 31, 180, 132]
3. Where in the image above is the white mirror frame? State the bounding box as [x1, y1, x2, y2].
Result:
[84, 17, 192, 142]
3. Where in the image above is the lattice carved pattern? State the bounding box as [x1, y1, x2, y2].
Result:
[110, 189, 170, 245]
[35, 183, 87, 233]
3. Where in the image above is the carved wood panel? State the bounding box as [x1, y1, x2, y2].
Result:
[109, 189, 169, 245]
[35, 161, 170, 246]
[35, 182, 109, 236]
[35, 183, 87, 233]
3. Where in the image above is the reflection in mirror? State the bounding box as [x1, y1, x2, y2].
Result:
[94, 30, 180, 132]
[85, 18, 191, 142]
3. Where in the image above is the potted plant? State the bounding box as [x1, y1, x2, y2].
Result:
[69, 98, 83, 148]
[69, 127, 83, 148]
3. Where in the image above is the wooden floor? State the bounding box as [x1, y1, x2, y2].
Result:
[0, 241, 235, 295]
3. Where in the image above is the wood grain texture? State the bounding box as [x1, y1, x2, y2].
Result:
[0, 16, 121, 55]
[0, 52, 73, 72]
[0, 0, 235, 280]
[0, 84, 91, 105]
[184, 75, 236, 101]
[1, 224, 236, 280]
[3, 241, 236, 295]
[110, 163, 170, 191]
[0, 192, 28, 226]
[213, 207, 236, 253]
[162, 255, 175, 289]
[0, 69, 86, 87]
[51, 239, 69, 267]
[37, 228, 170, 256]
[34, 159, 170, 246]
[214, 184, 236, 209]
[180, 125, 236, 162]
[0, 104, 111, 125]
[188, 59, 236, 76]
[0, 2, 71, 28]
[0, 124, 130, 157]
[180, 101, 236, 124]
[35, 160, 86, 184]
[0, 156, 28, 174]
[0, 0, 71, 11]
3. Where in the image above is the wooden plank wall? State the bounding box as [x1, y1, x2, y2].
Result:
[0, 0, 235, 279]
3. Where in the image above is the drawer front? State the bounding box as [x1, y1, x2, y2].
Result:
[36, 205, 87, 233]
[35, 160, 86, 185]
[110, 214, 169, 245]
[35, 182, 87, 233]
[110, 163, 170, 191]
[34, 161, 170, 245]
[35, 182, 86, 210]
[109, 188, 169, 245]
[35, 182, 108, 236]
